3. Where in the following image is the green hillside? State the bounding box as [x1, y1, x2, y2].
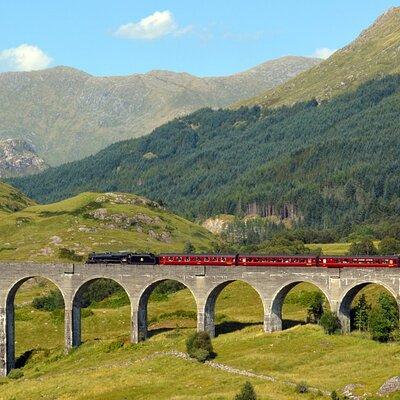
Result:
[11, 74, 400, 232]
[1, 280, 399, 399]
[0, 191, 216, 261]
[0, 181, 35, 215]
[239, 7, 400, 108]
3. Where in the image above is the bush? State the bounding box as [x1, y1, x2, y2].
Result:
[8, 369, 23, 380]
[186, 331, 213, 362]
[347, 239, 377, 255]
[369, 293, 399, 342]
[58, 247, 84, 262]
[320, 311, 341, 334]
[306, 292, 325, 323]
[330, 391, 340, 400]
[79, 279, 123, 307]
[295, 382, 309, 394]
[183, 241, 195, 254]
[234, 381, 257, 400]
[353, 294, 371, 331]
[32, 290, 64, 311]
[150, 280, 185, 301]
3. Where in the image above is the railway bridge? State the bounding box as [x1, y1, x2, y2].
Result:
[1, 262, 400, 375]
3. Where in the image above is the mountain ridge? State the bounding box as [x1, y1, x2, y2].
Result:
[0, 56, 319, 166]
[239, 7, 400, 108]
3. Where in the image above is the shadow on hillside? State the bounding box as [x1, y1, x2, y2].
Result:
[215, 321, 260, 336]
[15, 349, 35, 368]
[282, 319, 305, 330]
[147, 327, 174, 338]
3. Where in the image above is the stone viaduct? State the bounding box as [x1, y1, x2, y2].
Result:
[1, 262, 400, 376]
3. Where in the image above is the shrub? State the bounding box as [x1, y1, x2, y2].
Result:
[306, 292, 325, 323]
[347, 239, 377, 255]
[320, 311, 341, 334]
[150, 280, 185, 301]
[32, 290, 64, 311]
[58, 247, 84, 262]
[353, 294, 371, 331]
[8, 369, 23, 380]
[183, 241, 195, 254]
[234, 381, 257, 400]
[295, 382, 309, 394]
[330, 391, 340, 400]
[186, 331, 213, 362]
[369, 293, 399, 342]
[79, 279, 122, 307]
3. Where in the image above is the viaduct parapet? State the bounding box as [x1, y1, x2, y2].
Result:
[1, 262, 400, 376]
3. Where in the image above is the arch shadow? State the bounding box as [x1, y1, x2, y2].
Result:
[269, 280, 332, 332]
[4, 276, 66, 374]
[135, 278, 198, 342]
[203, 280, 266, 338]
[71, 277, 132, 346]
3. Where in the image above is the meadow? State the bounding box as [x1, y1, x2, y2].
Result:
[0, 279, 399, 400]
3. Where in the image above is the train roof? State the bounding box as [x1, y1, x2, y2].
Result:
[158, 253, 237, 257]
[320, 255, 399, 259]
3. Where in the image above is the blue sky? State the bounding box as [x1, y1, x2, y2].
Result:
[0, 1, 398, 76]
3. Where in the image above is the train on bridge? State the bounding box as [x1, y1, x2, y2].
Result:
[87, 252, 399, 268]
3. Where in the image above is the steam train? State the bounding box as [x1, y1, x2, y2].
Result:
[86, 252, 400, 268]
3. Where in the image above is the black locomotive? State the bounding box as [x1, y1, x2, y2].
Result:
[86, 252, 157, 265]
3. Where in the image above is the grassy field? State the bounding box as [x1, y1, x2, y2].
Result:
[0, 280, 398, 400]
[0, 191, 216, 262]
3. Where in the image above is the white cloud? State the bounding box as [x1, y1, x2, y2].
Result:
[312, 47, 337, 60]
[0, 44, 52, 71]
[114, 10, 188, 40]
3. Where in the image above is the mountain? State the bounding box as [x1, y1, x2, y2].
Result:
[239, 7, 400, 108]
[0, 56, 319, 165]
[0, 138, 47, 178]
[0, 191, 216, 262]
[10, 74, 400, 231]
[0, 181, 35, 215]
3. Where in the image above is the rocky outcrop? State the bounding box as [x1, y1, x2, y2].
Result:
[0, 138, 47, 177]
[378, 376, 400, 396]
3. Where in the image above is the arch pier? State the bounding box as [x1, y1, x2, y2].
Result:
[1, 262, 400, 376]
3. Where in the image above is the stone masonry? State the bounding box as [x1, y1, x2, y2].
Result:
[0, 262, 399, 375]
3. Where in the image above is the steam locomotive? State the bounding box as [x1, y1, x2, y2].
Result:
[86, 252, 399, 268]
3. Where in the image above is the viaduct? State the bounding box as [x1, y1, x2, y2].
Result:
[1, 262, 400, 376]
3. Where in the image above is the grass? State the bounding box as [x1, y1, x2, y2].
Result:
[0, 181, 35, 214]
[0, 191, 217, 262]
[2, 279, 398, 400]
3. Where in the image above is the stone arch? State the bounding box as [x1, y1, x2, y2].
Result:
[71, 276, 133, 347]
[267, 280, 333, 333]
[133, 278, 198, 342]
[3, 275, 66, 374]
[338, 281, 400, 333]
[202, 280, 266, 338]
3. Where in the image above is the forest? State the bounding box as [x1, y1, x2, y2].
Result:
[10, 75, 400, 232]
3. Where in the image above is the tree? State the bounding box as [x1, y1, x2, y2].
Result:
[186, 331, 213, 362]
[184, 241, 195, 254]
[307, 292, 324, 323]
[319, 311, 341, 334]
[369, 293, 399, 342]
[347, 239, 378, 255]
[378, 237, 400, 255]
[234, 382, 257, 400]
[353, 294, 371, 331]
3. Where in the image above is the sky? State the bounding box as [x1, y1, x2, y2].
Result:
[0, 1, 398, 77]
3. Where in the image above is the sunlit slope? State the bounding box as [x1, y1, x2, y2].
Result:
[0, 181, 35, 215]
[239, 7, 400, 108]
[2, 282, 399, 399]
[0, 191, 216, 261]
